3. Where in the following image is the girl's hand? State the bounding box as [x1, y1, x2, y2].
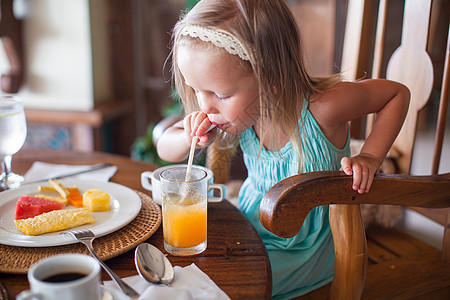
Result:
[340, 154, 381, 194]
[183, 111, 217, 147]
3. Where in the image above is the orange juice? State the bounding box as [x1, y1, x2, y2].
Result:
[163, 196, 207, 248]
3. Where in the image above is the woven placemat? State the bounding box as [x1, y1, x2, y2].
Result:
[0, 190, 161, 274]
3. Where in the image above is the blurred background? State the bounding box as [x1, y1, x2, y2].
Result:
[0, 0, 448, 164]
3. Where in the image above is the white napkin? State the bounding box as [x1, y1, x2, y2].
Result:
[103, 263, 231, 300]
[23, 161, 118, 183]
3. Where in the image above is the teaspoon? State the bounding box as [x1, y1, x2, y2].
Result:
[134, 243, 174, 285]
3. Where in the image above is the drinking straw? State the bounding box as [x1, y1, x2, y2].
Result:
[185, 136, 199, 182]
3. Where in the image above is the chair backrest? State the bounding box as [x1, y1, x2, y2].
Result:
[342, 0, 450, 260]
[260, 0, 450, 299]
[342, 0, 435, 175]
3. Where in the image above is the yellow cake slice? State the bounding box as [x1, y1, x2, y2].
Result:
[14, 208, 95, 236]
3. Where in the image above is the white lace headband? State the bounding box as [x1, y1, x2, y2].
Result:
[180, 24, 254, 63]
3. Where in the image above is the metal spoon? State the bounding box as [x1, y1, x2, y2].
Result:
[134, 243, 174, 284]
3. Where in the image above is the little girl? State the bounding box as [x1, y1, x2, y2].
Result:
[157, 0, 410, 298]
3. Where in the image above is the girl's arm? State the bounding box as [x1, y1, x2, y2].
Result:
[157, 111, 217, 162]
[310, 79, 411, 193]
[156, 120, 191, 162]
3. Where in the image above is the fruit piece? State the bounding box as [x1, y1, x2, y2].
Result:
[83, 189, 110, 212]
[38, 186, 57, 192]
[39, 185, 77, 193]
[67, 188, 84, 207]
[34, 194, 68, 205]
[49, 179, 69, 199]
[15, 196, 65, 220]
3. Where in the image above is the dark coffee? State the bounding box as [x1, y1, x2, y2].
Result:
[42, 272, 87, 283]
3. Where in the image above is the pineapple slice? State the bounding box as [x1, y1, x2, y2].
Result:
[49, 179, 70, 199]
[38, 186, 56, 192]
[36, 184, 68, 205]
[34, 194, 68, 205]
[83, 189, 110, 212]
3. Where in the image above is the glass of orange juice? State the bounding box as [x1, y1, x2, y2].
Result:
[160, 166, 208, 256]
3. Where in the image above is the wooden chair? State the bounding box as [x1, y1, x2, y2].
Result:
[260, 172, 450, 299]
[259, 0, 450, 299]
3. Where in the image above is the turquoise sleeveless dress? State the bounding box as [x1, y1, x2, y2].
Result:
[238, 101, 351, 299]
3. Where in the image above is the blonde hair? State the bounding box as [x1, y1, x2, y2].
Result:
[171, 0, 341, 172]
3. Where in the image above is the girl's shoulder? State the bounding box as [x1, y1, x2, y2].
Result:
[307, 82, 352, 148]
[307, 81, 358, 135]
[309, 81, 353, 103]
[308, 81, 351, 119]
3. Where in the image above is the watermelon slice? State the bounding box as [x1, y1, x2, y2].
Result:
[15, 196, 65, 220]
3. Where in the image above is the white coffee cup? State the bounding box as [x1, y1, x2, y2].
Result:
[141, 164, 226, 205]
[16, 254, 101, 300]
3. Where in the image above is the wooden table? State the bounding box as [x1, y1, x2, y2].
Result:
[0, 150, 272, 299]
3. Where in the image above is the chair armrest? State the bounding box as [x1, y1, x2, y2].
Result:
[259, 171, 450, 238]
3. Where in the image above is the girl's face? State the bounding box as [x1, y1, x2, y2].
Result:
[177, 44, 260, 135]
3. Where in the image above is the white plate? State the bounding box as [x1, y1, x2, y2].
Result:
[0, 180, 142, 247]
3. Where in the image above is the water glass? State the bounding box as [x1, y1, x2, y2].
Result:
[0, 95, 27, 189]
